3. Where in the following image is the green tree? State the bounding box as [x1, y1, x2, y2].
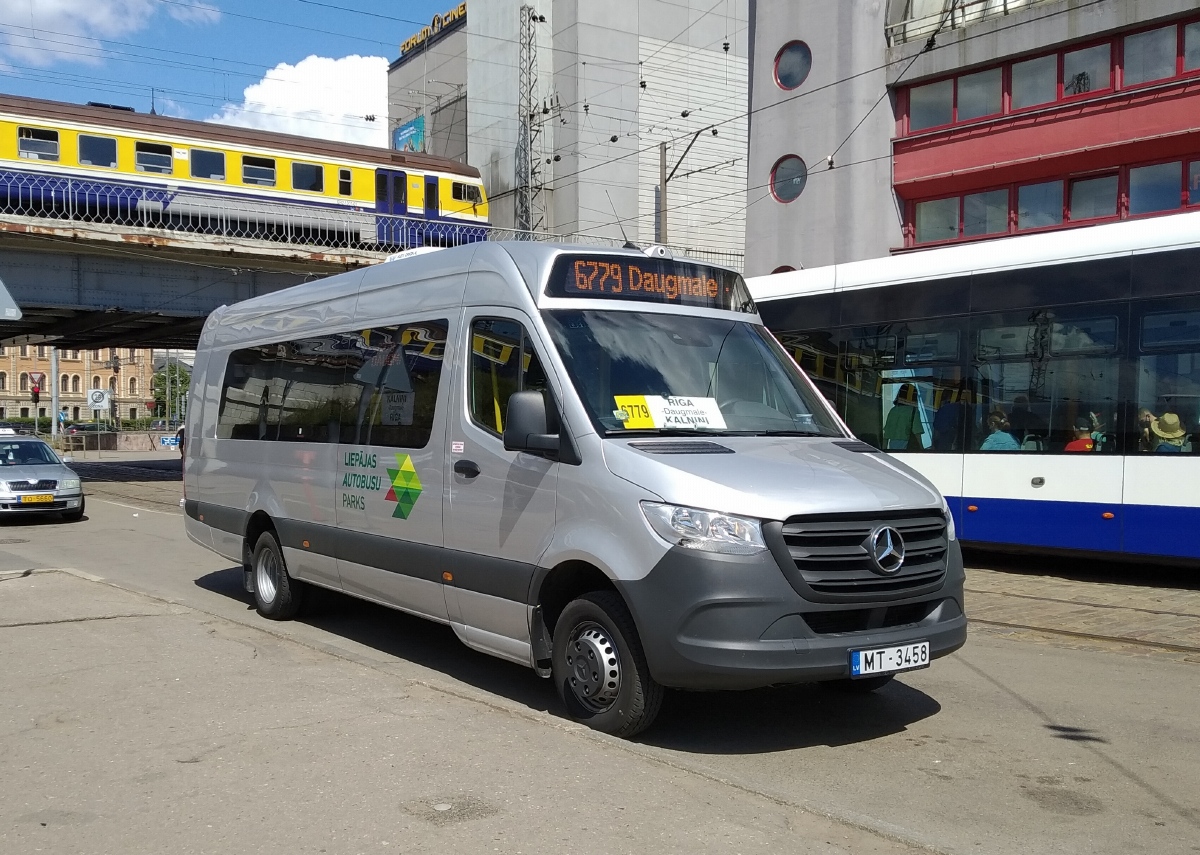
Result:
[152, 363, 192, 419]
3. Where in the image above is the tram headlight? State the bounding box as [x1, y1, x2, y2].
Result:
[940, 496, 957, 542]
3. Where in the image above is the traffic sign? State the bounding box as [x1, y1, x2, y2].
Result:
[87, 389, 111, 411]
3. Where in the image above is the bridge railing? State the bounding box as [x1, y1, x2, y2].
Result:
[0, 170, 744, 271]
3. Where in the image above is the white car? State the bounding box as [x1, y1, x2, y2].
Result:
[0, 435, 85, 521]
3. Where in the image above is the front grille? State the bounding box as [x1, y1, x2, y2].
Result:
[802, 601, 937, 635]
[7, 479, 57, 491]
[781, 510, 948, 597]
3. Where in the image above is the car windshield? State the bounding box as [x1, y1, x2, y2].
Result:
[0, 441, 61, 465]
[542, 309, 845, 436]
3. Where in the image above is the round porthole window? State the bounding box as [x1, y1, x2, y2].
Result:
[770, 156, 808, 202]
[774, 41, 812, 90]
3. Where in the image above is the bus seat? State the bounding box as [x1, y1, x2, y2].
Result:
[1021, 435, 1044, 451]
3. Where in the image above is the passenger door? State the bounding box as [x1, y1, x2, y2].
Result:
[443, 313, 559, 664]
[374, 169, 407, 247]
[334, 320, 452, 622]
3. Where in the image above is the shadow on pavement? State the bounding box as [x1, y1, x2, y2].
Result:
[196, 565, 943, 751]
[963, 546, 1200, 591]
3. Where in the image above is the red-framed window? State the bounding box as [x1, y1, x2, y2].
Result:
[901, 15, 1200, 135]
[907, 155, 1200, 247]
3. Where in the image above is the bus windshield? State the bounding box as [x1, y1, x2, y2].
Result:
[543, 309, 844, 437]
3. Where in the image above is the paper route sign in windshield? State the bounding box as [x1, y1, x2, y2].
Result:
[613, 395, 727, 430]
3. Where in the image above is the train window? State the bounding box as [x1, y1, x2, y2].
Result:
[17, 127, 59, 161]
[452, 182, 482, 204]
[78, 134, 117, 168]
[1142, 311, 1200, 348]
[338, 168, 352, 196]
[292, 162, 323, 192]
[243, 156, 276, 187]
[135, 141, 173, 174]
[190, 149, 225, 180]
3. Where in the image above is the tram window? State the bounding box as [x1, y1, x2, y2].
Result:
[904, 331, 959, 364]
[1129, 162, 1182, 216]
[1050, 317, 1118, 354]
[1017, 180, 1063, 229]
[971, 311, 1120, 453]
[135, 141, 173, 174]
[338, 168, 352, 196]
[1142, 311, 1200, 348]
[292, 162, 323, 192]
[190, 149, 225, 180]
[376, 173, 389, 204]
[452, 182, 482, 204]
[17, 127, 59, 161]
[243, 156, 276, 187]
[1069, 175, 1117, 220]
[78, 134, 117, 168]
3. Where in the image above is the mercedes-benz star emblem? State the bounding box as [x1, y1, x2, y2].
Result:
[868, 526, 906, 575]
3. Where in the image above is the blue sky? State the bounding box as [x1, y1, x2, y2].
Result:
[0, 0, 453, 146]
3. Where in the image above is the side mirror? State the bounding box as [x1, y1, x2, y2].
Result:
[503, 390, 559, 455]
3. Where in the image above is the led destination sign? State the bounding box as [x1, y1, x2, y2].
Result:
[546, 255, 755, 313]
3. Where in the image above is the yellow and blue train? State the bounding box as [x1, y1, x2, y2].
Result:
[0, 92, 489, 248]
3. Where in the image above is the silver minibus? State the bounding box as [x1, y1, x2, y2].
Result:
[183, 243, 966, 736]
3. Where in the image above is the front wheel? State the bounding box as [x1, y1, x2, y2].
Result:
[252, 531, 305, 620]
[551, 590, 663, 738]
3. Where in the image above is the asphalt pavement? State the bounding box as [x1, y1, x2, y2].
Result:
[0, 454, 1195, 855]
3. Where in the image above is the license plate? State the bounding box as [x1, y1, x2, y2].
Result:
[850, 641, 930, 677]
[19, 494, 54, 504]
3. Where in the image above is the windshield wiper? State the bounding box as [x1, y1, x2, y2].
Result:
[755, 429, 844, 438]
[605, 427, 740, 437]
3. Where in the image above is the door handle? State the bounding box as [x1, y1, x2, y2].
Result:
[454, 459, 480, 478]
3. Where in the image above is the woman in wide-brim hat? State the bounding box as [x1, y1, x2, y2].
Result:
[1150, 412, 1187, 451]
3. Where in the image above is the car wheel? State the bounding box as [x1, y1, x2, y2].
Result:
[61, 497, 85, 523]
[551, 590, 663, 738]
[252, 531, 305, 620]
[821, 674, 895, 693]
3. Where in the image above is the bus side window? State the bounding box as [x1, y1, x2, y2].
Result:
[469, 318, 545, 435]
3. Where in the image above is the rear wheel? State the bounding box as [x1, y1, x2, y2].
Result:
[252, 531, 305, 620]
[551, 590, 663, 738]
[822, 674, 895, 693]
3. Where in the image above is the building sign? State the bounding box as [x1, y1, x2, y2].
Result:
[401, 3, 467, 55]
[393, 116, 426, 153]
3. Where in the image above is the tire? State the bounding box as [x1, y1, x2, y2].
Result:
[251, 531, 305, 620]
[822, 674, 895, 694]
[61, 497, 85, 523]
[551, 590, 663, 738]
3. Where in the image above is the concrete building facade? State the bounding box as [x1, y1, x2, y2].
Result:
[745, 0, 1200, 275]
[388, 1, 749, 260]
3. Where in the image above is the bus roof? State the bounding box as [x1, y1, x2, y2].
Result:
[747, 209, 1200, 302]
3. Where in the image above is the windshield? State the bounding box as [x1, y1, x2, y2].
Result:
[543, 309, 845, 436]
[0, 441, 61, 466]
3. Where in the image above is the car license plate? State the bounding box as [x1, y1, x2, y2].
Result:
[19, 494, 54, 504]
[850, 641, 930, 677]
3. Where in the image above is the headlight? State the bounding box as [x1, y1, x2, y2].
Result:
[940, 496, 957, 542]
[60, 478, 81, 491]
[640, 502, 767, 555]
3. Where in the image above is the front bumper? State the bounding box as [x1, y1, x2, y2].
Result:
[0, 493, 83, 513]
[617, 541, 967, 690]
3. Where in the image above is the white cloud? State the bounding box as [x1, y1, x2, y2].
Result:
[207, 55, 389, 147]
[0, 0, 220, 67]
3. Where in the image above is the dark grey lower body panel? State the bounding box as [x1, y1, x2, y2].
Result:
[619, 542, 967, 691]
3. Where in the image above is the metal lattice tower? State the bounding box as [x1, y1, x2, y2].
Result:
[515, 5, 545, 233]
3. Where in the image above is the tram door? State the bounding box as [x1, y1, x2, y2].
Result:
[375, 169, 407, 247]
